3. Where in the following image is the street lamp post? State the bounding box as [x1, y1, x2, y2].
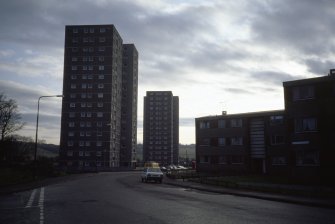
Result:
[34, 95, 63, 163]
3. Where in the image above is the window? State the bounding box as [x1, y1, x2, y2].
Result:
[87, 112, 92, 117]
[100, 28, 106, 33]
[218, 120, 226, 128]
[86, 132, 91, 137]
[296, 151, 319, 166]
[99, 46, 105, 51]
[80, 122, 85, 127]
[99, 56, 104, 62]
[71, 66, 77, 71]
[89, 47, 94, 52]
[69, 122, 75, 127]
[200, 138, 210, 146]
[86, 122, 91, 127]
[72, 47, 78, 52]
[85, 151, 90, 157]
[199, 121, 210, 129]
[97, 112, 103, 117]
[67, 151, 73, 157]
[82, 66, 87, 71]
[218, 138, 226, 146]
[97, 122, 102, 127]
[82, 57, 88, 62]
[67, 141, 74, 147]
[272, 157, 287, 165]
[270, 115, 284, 125]
[88, 75, 93, 79]
[88, 84, 93, 89]
[232, 156, 243, 164]
[71, 84, 76, 89]
[70, 93, 76, 98]
[70, 103, 75, 108]
[87, 102, 92, 107]
[81, 84, 87, 89]
[80, 132, 85, 137]
[271, 135, 285, 145]
[231, 119, 242, 127]
[83, 37, 88, 43]
[88, 66, 93, 71]
[219, 156, 227, 164]
[231, 137, 243, 145]
[98, 75, 104, 79]
[90, 28, 94, 33]
[97, 131, 102, 137]
[99, 65, 104, 71]
[96, 141, 102, 147]
[81, 102, 86, 108]
[81, 112, 86, 117]
[295, 118, 317, 133]
[97, 102, 103, 107]
[72, 28, 78, 33]
[292, 86, 315, 101]
[98, 93, 103, 98]
[200, 156, 209, 163]
[71, 57, 77, 62]
[84, 28, 88, 33]
[99, 37, 106, 42]
[89, 56, 94, 62]
[98, 84, 104, 89]
[85, 141, 91, 147]
[89, 37, 94, 43]
[68, 132, 74, 137]
[71, 75, 77, 80]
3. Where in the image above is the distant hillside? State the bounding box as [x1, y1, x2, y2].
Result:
[38, 144, 59, 158]
[136, 144, 195, 161]
[179, 144, 195, 160]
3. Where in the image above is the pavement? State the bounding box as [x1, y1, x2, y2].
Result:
[163, 177, 335, 209]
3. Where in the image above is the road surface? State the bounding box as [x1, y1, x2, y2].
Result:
[1, 172, 334, 224]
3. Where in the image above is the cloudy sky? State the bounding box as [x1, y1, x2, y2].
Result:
[0, 0, 334, 145]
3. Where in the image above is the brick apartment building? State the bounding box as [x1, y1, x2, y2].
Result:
[196, 70, 335, 184]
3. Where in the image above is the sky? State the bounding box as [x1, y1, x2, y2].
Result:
[0, 0, 334, 145]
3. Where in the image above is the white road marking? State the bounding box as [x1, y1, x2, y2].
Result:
[25, 189, 37, 208]
[39, 187, 45, 224]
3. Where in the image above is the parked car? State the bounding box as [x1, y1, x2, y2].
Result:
[141, 167, 164, 183]
[160, 166, 167, 172]
[176, 165, 188, 170]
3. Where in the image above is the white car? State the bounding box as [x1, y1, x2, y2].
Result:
[141, 167, 164, 183]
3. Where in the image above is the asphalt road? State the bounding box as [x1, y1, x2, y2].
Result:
[1, 172, 335, 224]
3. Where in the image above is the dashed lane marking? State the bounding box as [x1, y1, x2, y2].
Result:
[25, 189, 37, 208]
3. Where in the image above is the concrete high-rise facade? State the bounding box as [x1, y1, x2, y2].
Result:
[143, 91, 179, 166]
[120, 44, 138, 168]
[59, 25, 138, 171]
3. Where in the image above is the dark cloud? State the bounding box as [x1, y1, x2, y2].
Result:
[250, 0, 335, 57]
[305, 59, 335, 76]
[225, 88, 253, 95]
[249, 71, 305, 85]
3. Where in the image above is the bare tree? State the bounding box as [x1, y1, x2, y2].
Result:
[0, 93, 25, 141]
